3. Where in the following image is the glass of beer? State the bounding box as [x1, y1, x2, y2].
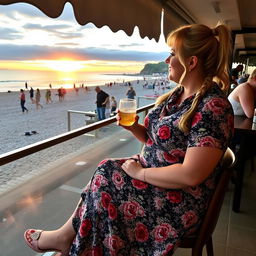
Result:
[119, 98, 137, 126]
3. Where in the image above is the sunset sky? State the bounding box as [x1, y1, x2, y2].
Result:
[0, 3, 168, 74]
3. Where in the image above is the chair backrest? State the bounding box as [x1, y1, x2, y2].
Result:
[192, 147, 235, 252]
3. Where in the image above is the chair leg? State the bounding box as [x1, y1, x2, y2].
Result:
[192, 247, 203, 256]
[206, 237, 214, 256]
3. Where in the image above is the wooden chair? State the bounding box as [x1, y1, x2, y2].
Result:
[178, 147, 235, 256]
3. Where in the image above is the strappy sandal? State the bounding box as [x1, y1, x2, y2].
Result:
[24, 229, 56, 253]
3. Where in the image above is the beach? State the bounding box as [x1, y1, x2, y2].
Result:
[0, 79, 171, 196]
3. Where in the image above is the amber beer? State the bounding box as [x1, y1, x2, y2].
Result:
[119, 98, 136, 126]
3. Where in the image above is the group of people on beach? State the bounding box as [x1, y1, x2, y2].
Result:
[19, 87, 44, 113]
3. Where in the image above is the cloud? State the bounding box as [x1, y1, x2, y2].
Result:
[23, 23, 83, 39]
[0, 28, 22, 40]
[0, 44, 166, 62]
[118, 43, 144, 48]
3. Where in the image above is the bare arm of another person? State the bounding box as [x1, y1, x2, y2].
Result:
[102, 96, 109, 105]
[122, 147, 223, 189]
[238, 85, 255, 118]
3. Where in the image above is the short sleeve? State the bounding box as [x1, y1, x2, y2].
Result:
[188, 96, 234, 150]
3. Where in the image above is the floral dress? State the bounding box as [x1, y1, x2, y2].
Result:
[70, 84, 234, 256]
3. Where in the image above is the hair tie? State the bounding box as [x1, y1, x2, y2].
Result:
[212, 28, 218, 36]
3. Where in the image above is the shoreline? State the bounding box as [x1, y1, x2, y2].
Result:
[0, 73, 161, 93]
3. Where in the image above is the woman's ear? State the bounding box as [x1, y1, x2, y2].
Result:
[188, 56, 198, 71]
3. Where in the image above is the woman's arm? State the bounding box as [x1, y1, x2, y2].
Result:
[122, 147, 224, 189]
[238, 86, 255, 118]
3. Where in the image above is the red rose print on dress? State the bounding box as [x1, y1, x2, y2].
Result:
[144, 116, 149, 128]
[203, 98, 227, 115]
[135, 223, 149, 242]
[108, 203, 117, 220]
[112, 170, 125, 190]
[167, 191, 182, 203]
[91, 174, 108, 192]
[79, 218, 92, 237]
[103, 234, 125, 253]
[154, 197, 164, 210]
[191, 112, 202, 127]
[163, 149, 184, 163]
[131, 179, 148, 189]
[98, 159, 108, 166]
[163, 152, 177, 163]
[83, 246, 103, 256]
[120, 201, 145, 220]
[157, 125, 171, 140]
[146, 137, 153, 146]
[181, 210, 199, 228]
[199, 136, 220, 147]
[162, 243, 175, 255]
[184, 186, 202, 199]
[153, 223, 177, 242]
[101, 192, 112, 209]
[78, 204, 87, 219]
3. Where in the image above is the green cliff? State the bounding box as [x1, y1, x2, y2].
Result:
[140, 61, 168, 75]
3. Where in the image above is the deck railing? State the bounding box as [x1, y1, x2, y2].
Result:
[0, 103, 155, 166]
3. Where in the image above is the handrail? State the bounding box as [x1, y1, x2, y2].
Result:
[0, 103, 155, 166]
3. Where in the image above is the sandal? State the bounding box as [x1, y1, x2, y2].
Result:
[24, 229, 55, 253]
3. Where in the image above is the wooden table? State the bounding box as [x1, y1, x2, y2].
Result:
[232, 115, 256, 212]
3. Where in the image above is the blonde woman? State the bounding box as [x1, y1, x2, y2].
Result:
[228, 69, 256, 118]
[24, 24, 234, 256]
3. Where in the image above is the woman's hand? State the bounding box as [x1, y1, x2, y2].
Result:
[116, 109, 139, 131]
[122, 159, 145, 181]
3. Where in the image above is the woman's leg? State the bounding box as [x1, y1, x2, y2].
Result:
[25, 200, 82, 255]
[35, 214, 76, 255]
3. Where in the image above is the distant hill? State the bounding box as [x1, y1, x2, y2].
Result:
[139, 61, 168, 75]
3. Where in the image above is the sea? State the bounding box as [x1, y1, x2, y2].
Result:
[0, 69, 151, 92]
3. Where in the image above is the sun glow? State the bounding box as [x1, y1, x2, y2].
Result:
[42, 60, 85, 72]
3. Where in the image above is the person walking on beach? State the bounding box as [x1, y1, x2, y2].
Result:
[19, 89, 28, 113]
[126, 86, 136, 99]
[29, 87, 35, 103]
[95, 86, 109, 120]
[45, 89, 52, 104]
[35, 88, 43, 109]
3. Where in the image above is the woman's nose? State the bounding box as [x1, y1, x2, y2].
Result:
[165, 56, 170, 64]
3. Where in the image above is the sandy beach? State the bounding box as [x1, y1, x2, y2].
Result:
[0, 79, 171, 196]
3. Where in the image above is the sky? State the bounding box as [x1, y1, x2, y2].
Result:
[0, 3, 169, 74]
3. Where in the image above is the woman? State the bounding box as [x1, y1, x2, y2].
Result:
[35, 88, 43, 109]
[228, 68, 256, 118]
[24, 23, 234, 256]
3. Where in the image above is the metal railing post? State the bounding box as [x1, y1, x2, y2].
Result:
[67, 111, 71, 131]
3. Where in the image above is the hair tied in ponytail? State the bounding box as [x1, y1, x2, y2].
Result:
[212, 28, 218, 36]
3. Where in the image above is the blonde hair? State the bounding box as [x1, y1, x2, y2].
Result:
[249, 69, 256, 80]
[156, 23, 232, 133]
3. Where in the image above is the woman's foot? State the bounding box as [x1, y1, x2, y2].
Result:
[24, 229, 72, 255]
[24, 229, 54, 253]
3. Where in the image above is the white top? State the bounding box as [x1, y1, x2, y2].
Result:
[228, 95, 245, 116]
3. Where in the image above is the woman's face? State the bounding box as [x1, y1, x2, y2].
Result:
[165, 49, 184, 83]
